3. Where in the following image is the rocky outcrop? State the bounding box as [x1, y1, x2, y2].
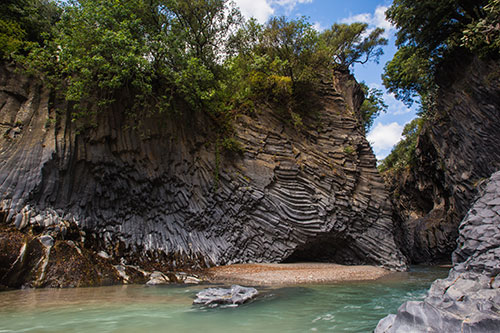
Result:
[375, 170, 500, 332]
[384, 53, 500, 263]
[0, 63, 406, 288]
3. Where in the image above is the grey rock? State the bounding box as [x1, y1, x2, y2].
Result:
[193, 285, 258, 307]
[383, 55, 500, 264]
[38, 235, 54, 247]
[376, 170, 500, 333]
[0, 64, 406, 272]
[146, 271, 170, 285]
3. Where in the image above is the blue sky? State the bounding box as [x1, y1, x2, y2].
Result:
[232, 0, 418, 160]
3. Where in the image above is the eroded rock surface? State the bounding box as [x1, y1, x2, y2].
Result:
[384, 53, 500, 263]
[375, 170, 500, 333]
[0, 63, 406, 288]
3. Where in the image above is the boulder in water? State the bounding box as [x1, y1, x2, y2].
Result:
[193, 285, 258, 307]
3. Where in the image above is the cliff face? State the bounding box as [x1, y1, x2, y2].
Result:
[0, 64, 406, 287]
[376, 171, 500, 332]
[384, 54, 500, 263]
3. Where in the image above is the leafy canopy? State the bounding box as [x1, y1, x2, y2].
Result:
[7, 0, 389, 136]
[383, 0, 492, 107]
[320, 23, 388, 70]
[359, 82, 388, 132]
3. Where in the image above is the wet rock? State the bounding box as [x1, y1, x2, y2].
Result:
[38, 235, 54, 247]
[0, 226, 123, 288]
[376, 171, 500, 332]
[146, 271, 170, 285]
[193, 285, 258, 307]
[184, 276, 201, 284]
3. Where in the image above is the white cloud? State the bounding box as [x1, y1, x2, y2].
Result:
[341, 6, 394, 38]
[312, 21, 325, 32]
[233, 0, 274, 23]
[233, 0, 313, 23]
[366, 82, 413, 116]
[367, 122, 403, 159]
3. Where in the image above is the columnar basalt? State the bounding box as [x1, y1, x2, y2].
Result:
[376, 170, 500, 332]
[384, 54, 500, 263]
[0, 64, 406, 287]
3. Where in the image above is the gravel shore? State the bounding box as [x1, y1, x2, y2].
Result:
[204, 263, 390, 285]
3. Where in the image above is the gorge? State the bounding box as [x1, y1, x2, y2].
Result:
[1, 0, 500, 331]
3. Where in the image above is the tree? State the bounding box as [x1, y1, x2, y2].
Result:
[382, 46, 434, 106]
[320, 23, 387, 69]
[168, 0, 242, 71]
[378, 117, 424, 173]
[21, 0, 242, 121]
[0, 0, 61, 59]
[462, 0, 500, 55]
[387, 0, 487, 52]
[258, 16, 320, 86]
[359, 82, 387, 132]
[383, 0, 491, 106]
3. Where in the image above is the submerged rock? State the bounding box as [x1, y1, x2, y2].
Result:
[375, 170, 500, 332]
[193, 285, 258, 307]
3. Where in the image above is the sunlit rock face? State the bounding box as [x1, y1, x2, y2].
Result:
[0, 62, 406, 288]
[384, 53, 500, 264]
[376, 170, 500, 333]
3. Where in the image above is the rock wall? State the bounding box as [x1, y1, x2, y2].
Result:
[384, 54, 500, 263]
[0, 63, 406, 287]
[375, 170, 500, 332]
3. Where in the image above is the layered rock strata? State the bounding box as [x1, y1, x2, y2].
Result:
[0, 63, 406, 287]
[376, 170, 500, 332]
[384, 54, 500, 263]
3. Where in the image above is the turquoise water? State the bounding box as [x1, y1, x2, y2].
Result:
[0, 266, 448, 333]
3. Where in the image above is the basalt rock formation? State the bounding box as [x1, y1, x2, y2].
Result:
[384, 54, 500, 263]
[0, 63, 406, 288]
[375, 170, 500, 333]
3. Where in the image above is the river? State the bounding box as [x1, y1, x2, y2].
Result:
[0, 266, 448, 333]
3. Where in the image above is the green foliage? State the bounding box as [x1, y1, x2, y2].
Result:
[462, 0, 500, 55]
[382, 46, 434, 107]
[0, 19, 26, 58]
[221, 137, 243, 153]
[0, 0, 61, 59]
[383, 0, 492, 107]
[343, 145, 355, 155]
[320, 23, 388, 70]
[258, 16, 321, 85]
[20, 0, 241, 124]
[359, 82, 387, 132]
[378, 117, 424, 173]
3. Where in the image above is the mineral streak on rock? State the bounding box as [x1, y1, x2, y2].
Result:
[384, 54, 500, 263]
[0, 62, 406, 288]
[375, 170, 500, 333]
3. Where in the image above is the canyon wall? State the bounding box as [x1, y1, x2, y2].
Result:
[0, 64, 406, 288]
[384, 54, 500, 263]
[376, 170, 500, 332]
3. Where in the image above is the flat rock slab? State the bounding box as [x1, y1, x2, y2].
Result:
[193, 285, 258, 307]
[205, 263, 390, 285]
